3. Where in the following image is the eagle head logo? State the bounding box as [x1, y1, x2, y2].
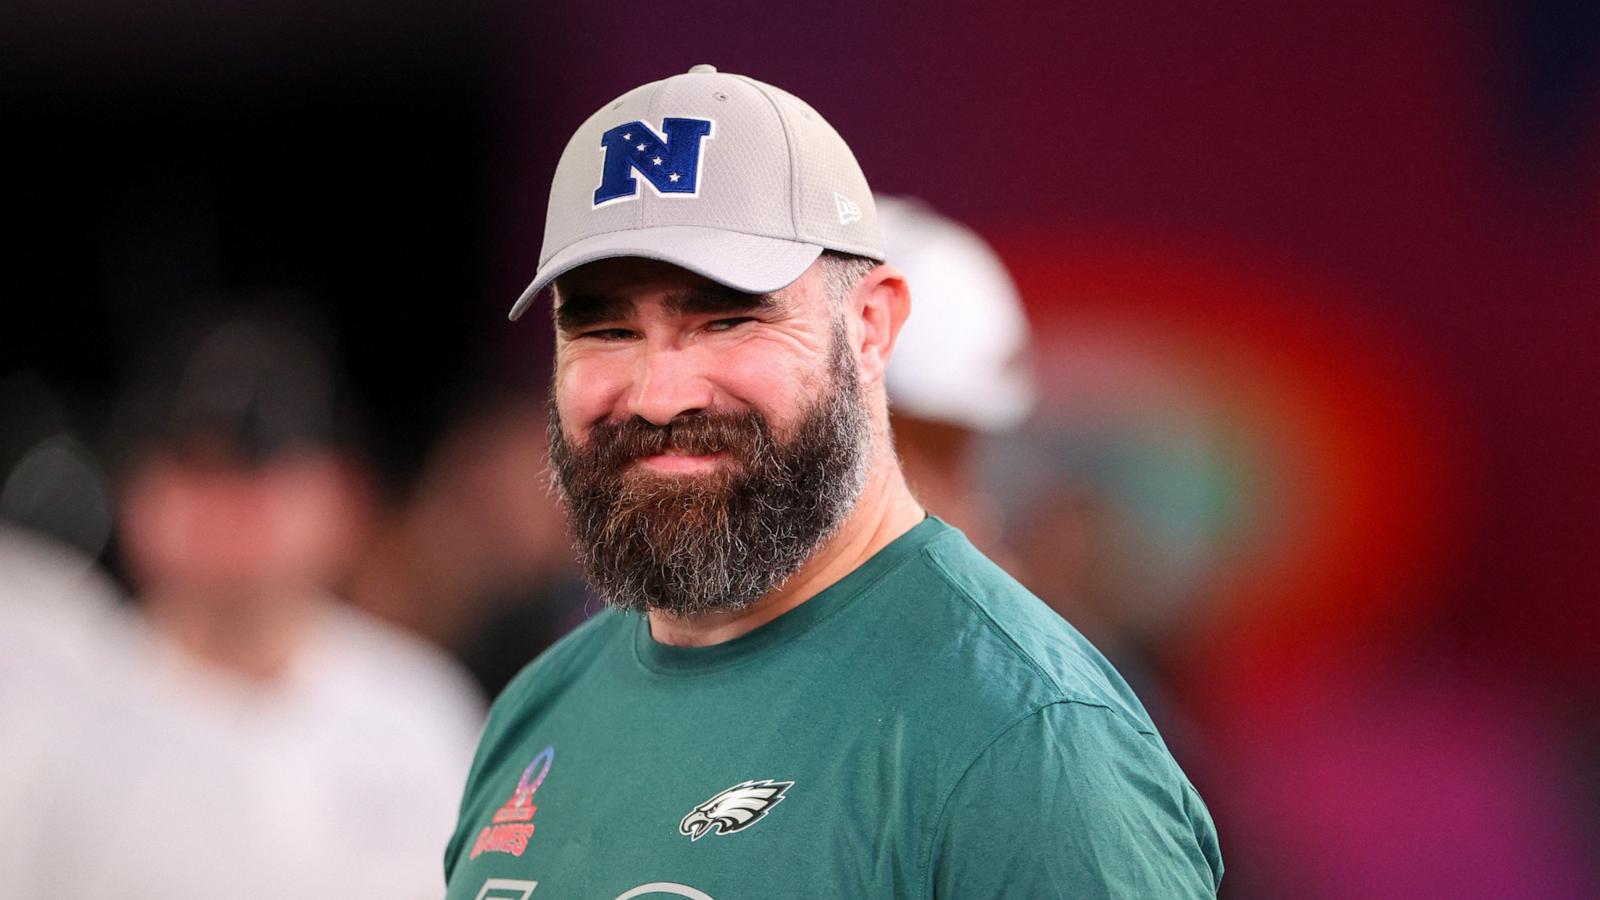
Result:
[678, 779, 793, 841]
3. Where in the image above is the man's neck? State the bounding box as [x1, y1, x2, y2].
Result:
[646, 459, 925, 648]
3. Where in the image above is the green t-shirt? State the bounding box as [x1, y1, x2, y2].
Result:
[444, 517, 1222, 899]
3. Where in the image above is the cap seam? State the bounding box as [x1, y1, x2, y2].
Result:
[730, 74, 801, 242]
[638, 81, 667, 233]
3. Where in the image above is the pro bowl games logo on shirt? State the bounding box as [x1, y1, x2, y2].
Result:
[470, 746, 554, 860]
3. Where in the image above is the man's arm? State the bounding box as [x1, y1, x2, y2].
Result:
[925, 700, 1223, 898]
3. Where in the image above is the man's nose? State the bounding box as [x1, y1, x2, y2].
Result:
[627, 346, 714, 426]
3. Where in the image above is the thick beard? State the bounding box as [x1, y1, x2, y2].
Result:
[548, 332, 871, 617]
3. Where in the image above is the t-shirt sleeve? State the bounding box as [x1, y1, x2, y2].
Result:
[927, 700, 1223, 899]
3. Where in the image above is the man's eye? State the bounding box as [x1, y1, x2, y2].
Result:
[579, 328, 636, 341]
[705, 317, 755, 333]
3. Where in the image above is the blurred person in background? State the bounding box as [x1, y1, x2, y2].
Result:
[0, 523, 137, 888]
[875, 195, 1035, 565]
[5, 306, 484, 899]
[0, 373, 142, 884]
[0, 372, 131, 695]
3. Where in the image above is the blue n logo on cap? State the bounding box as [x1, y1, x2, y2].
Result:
[593, 118, 715, 207]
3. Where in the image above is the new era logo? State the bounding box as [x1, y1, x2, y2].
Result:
[834, 192, 862, 225]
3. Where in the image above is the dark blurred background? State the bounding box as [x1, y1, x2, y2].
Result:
[4, 1, 1597, 896]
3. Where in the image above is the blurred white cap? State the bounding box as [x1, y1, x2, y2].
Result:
[879, 195, 1035, 433]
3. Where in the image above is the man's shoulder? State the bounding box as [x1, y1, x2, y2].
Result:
[870, 526, 1221, 895]
[876, 521, 1159, 736]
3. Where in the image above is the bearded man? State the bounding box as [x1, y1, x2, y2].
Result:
[444, 66, 1222, 899]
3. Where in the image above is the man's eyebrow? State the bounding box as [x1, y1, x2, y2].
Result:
[554, 284, 782, 331]
[553, 293, 635, 331]
[662, 285, 780, 317]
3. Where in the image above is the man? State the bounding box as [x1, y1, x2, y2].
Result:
[446, 66, 1222, 898]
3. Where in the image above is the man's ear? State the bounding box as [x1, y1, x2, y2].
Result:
[850, 263, 911, 388]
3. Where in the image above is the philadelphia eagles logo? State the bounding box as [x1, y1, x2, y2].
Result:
[678, 779, 793, 841]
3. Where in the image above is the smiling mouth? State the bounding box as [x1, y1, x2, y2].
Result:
[635, 450, 729, 473]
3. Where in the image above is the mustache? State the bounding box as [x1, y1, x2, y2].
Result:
[577, 411, 771, 475]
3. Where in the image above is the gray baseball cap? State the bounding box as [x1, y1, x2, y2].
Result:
[508, 64, 885, 321]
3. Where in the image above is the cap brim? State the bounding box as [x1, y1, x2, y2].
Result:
[507, 226, 825, 321]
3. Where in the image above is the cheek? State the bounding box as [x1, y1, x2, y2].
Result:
[717, 356, 794, 399]
[554, 354, 627, 429]
[713, 341, 831, 417]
